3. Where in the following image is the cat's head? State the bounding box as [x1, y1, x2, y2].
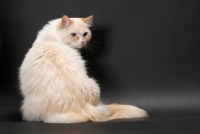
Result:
[57, 15, 93, 49]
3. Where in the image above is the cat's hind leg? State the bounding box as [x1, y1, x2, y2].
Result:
[44, 113, 89, 123]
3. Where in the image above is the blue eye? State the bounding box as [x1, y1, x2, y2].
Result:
[71, 33, 76, 37]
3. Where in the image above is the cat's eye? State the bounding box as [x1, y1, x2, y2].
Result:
[71, 33, 76, 37]
[83, 32, 88, 36]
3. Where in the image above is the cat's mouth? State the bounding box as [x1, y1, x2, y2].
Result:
[75, 43, 87, 49]
[69, 42, 88, 49]
[81, 41, 86, 45]
[80, 42, 88, 47]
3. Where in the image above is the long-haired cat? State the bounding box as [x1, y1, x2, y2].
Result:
[19, 15, 148, 123]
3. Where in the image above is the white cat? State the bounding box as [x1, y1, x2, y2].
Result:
[19, 15, 148, 123]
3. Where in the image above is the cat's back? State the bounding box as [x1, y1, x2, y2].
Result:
[22, 41, 83, 68]
[19, 41, 86, 94]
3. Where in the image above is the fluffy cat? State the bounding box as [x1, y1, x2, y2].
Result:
[19, 15, 148, 123]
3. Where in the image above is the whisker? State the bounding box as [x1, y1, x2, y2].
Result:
[88, 43, 100, 48]
[84, 45, 89, 54]
[85, 45, 94, 56]
[87, 44, 97, 53]
[88, 44, 97, 50]
[90, 41, 99, 44]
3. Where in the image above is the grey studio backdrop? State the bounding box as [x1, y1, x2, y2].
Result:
[1, 0, 200, 121]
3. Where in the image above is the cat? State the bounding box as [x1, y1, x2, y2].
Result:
[19, 15, 148, 123]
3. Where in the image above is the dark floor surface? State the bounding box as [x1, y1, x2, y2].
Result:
[0, 116, 200, 134]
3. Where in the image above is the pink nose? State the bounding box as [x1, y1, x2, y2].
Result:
[81, 41, 85, 45]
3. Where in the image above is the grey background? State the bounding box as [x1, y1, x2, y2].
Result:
[1, 0, 200, 119]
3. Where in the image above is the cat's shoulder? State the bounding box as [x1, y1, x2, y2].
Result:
[33, 41, 71, 51]
[32, 41, 80, 58]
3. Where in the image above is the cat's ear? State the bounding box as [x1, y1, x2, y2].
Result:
[57, 15, 72, 29]
[82, 15, 93, 27]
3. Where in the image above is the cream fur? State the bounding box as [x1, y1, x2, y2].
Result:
[19, 15, 148, 123]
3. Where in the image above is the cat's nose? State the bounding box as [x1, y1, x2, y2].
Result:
[81, 41, 85, 45]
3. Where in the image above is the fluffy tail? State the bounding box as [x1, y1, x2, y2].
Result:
[86, 104, 148, 122]
[105, 104, 148, 120]
[44, 104, 148, 123]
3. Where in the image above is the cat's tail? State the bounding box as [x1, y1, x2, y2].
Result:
[86, 103, 148, 122]
[44, 104, 148, 123]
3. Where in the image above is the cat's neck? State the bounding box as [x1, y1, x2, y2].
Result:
[34, 19, 64, 44]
